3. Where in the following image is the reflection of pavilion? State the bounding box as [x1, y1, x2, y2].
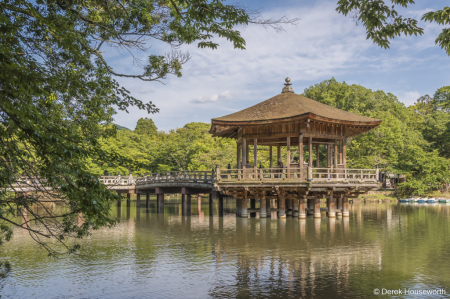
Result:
[211, 78, 382, 219]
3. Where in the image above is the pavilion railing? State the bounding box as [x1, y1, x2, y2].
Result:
[216, 167, 378, 182]
[135, 171, 215, 185]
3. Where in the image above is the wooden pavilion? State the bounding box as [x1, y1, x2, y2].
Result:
[210, 78, 382, 219]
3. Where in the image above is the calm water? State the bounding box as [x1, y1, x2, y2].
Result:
[1, 198, 450, 298]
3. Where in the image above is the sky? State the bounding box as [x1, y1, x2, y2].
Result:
[109, 0, 450, 131]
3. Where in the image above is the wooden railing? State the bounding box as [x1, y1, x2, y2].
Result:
[11, 175, 138, 189]
[215, 167, 378, 183]
[135, 171, 214, 185]
[216, 168, 308, 181]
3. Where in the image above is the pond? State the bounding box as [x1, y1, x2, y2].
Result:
[1, 198, 450, 298]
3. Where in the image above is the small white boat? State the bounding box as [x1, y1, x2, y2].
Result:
[426, 198, 438, 203]
[439, 198, 450, 203]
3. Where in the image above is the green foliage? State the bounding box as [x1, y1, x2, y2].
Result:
[336, 1, 450, 55]
[134, 118, 158, 137]
[0, 0, 295, 254]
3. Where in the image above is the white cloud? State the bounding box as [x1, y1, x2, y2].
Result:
[399, 91, 421, 106]
[191, 91, 235, 104]
[110, 1, 450, 131]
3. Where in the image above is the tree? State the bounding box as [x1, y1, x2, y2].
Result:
[433, 86, 450, 112]
[336, 1, 450, 55]
[0, 0, 296, 254]
[134, 118, 158, 137]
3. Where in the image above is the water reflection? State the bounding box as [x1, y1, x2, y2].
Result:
[1, 200, 450, 298]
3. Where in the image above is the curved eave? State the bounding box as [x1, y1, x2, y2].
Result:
[211, 112, 381, 133]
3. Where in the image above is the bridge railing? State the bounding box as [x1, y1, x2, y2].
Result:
[216, 167, 378, 183]
[135, 171, 214, 185]
[98, 176, 137, 185]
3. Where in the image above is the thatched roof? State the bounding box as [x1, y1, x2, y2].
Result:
[212, 92, 380, 124]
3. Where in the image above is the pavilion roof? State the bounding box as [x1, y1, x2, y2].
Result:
[212, 92, 381, 125]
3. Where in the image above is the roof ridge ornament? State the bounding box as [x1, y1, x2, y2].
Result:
[282, 77, 294, 93]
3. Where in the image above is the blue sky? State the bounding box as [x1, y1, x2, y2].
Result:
[110, 0, 450, 131]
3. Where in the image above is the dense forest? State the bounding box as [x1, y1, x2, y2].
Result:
[89, 79, 450, 197]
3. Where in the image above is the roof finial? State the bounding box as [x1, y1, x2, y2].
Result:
[282, 77, 294, 93]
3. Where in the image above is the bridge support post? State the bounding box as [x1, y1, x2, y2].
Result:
[209, 193, 213, 217]
[307, 198, 313, 215]
[146, 193, 150, 208]
[260, 192, 267, 218]
[327, 191, 335, 218]
[241, 194, 248, 218]
[127, 193, 131, 207]
[250, 198, 255, 214]
[278, 192, 286, 219]
[286, 198, 292, 216]
[299, 196, 306, 219]
[136, 194, 140, 207]
[157, 193, 164, 213]
[218, 194, 224, 217]
[292, 197, 299, 217]
[337, 194, 343, 217]
[236, 198, 241, 216]
[343, 196, 349, 217]
[314, 196, 321, 218]
[266, 198, 271, 218]
[182, 194, 186, 216]
[186, 194, 191, 216]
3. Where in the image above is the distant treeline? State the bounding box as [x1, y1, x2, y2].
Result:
[88, 79, 450, 197]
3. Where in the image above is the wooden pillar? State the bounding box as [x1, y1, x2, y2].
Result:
[250, 198, 255, 211]
[309, 137, 313, 166]
[307, 198, 314, 215]
[286, 198, 292, 216]
[286, 136, 291, 171]
[277, 145, 281, 164]
[278, 191, 286, 219]
[334, 139, 338, 168]
[209, 193, 213, 217]
[260, 192, 267, 218]
[157, 193, 164, 214]
[327, 144, 331, 168]
[327, 191, 335, 218]
[314, 196, 321, 218]
[339, 139, 343, 164]
[218, 194, 224, 217]
[315, 144, 319, 167]
[337, 194, 343, 216]
[269, 146, 273, 169]
[343, 137, 347, 168]
[136, 194, 141, 206]
[343, 196, 349, 217]
[266, 198, 271, 216]
[254, 138, 258, 168]
[182, 194, 186, 216]
[242, 138, 247, 169]
[241, 193, 248, 218]
[146, 193, 150, 208]
[237, 142, 241, 169]
[186, 194, 191, 216]
[299, 133, 304, 168]
[236, 197, 241, 216]
[299, 196, 306, 219]
[127, 193, 131, 207]
[292, 197, 299, 217]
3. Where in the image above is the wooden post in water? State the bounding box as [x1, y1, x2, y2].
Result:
[307, 198, 313, 215]
[236, 197, 241, 217]
[278, 191, 286, 219]
[260, 191, 267, 218]
[146, 193, 150, 208]
[286, 198, 292, 216]
[337, 194, 343, 216]
[266, 198, 271, 217]
[314, 195, 321, 218]
[218, 194, 224, 217]
[299, 196, 306, 219]
[241, 192, 248, 218]
[157, 193, 164, 214]
[293, 197, 299, 217]
[209, 193, 213, 217]
[182, 194, 186, 216]
[127, 193, 131, 207]
[327, 191, 335, 218]
[136, 194, 141, 207]
[186, 194, 191, 216]
[342, 196, 349, 217]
